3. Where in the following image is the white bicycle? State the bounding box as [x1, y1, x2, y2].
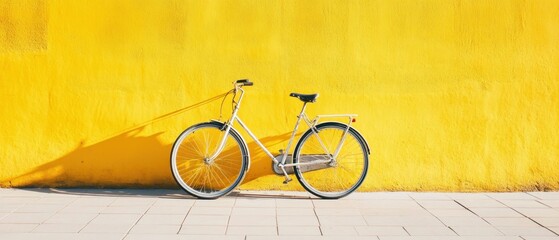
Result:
[170, 79, 370, 199]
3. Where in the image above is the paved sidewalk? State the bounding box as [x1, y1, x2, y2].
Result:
[0, 189, 559, 240]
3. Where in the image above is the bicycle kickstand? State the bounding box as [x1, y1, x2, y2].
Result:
[279, 165, 292, 184]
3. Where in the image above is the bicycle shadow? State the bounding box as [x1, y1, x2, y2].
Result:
[2, 92, 298, 192]
[2, 93, 227, 188]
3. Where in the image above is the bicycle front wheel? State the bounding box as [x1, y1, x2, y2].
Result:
[170, 122, 249, 199]
[293, 122, 369, 199]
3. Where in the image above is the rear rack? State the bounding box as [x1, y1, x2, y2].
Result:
[313, 114, 357, 126]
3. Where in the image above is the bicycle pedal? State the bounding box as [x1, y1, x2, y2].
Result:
[283, 178, 292, 184]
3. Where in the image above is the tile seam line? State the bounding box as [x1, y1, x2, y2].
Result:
[311, 199, 324, 236]
[526, 192, 543, 200]
[177, 199, 194, 234]
[536, 199, 555, 208]
[123, 197, 157, 237]
[224, 197, 237, 235]
[401, 226, 412, 236]
[30, 193, 73, 233]
[492, 197, 559, 236]
[275, 205, 279, 236]
[410, 194, 458, 236]
[452, 199, 509, 236]
[74, 194, 111, 235]
[76, 212, 100, 234]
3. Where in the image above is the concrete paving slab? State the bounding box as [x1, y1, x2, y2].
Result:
[228, 215, 276, 226]
[278, 226, 321, 236]
[314, 208, 361, 216]
[357, 200, 421, 209]
[354, 226, 407, 236]
[129, 224, 181, 234]
[89, 214, 142, 225]
[364, 216, 445, 226]
[445, 193, 492, 200]
[449, 226, 504, 236]
[151, 198, 195, 208]
[487, 193, 537, 200]
[235, 198, 276, 208]
[178, 225, 226, 235]
[469, 208, 524, 217]
[276, 199, 314, 208]
[485, 217, 542, 227]
[378, 237, 522, 240]
[500, 200, 549, 208]
[146, 206, 190, 215]
[137, 214, 186, 225]
[45, 213, 98, 225]
[188, 206, 232, 216]
[0, 224, 38, 233]
[416, 200, 466, 209]
[226, 226, 277, 235]
[0, 204, 24, 213]
[427, 209, 476, 217]
[456, 199, 507, 208]
[496, 226, 557, 236]
[320, 226, 359, 236]
[532, 218, 559, 227]
[0, 233, 127, 240]
[32, 223, 86, 233]
[404, 226, 457, 236]
[318, 215, 367, 226]
[361, 208, 431, 216]
[277, 215, 319, 226]
[0, 213, 53, 224]
[231, 207, 276, 216]
[516, 208, 559, 218]
[80, 224, 134, 233]
[539, 200, 559, 208]
[183, 215, 229, 226]
[276, 208, 316, 216]
[521, 237, 559, 240]
[529, 193, 559, 200]
[408, 192, 452, 200]
[101, 206, 150, 214]
[437, 216, 491, 227]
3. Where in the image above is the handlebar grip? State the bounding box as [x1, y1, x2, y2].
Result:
[235, 79, 253, 86]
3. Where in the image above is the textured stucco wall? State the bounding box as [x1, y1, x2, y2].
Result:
[1, 0, 558, 191]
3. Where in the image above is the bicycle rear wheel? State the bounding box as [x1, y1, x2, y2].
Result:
[293, 122, 369, 199]
[170, 122, 249, 199]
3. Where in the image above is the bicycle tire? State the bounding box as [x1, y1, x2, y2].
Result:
[170, 121, 249, 199]
[293, 122, 369, 199]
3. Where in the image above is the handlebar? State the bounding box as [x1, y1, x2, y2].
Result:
[235, 79, 253, 87]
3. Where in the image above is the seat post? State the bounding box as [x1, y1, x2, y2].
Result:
[279, 102, 308, 168]
[298, 102, 308, 119]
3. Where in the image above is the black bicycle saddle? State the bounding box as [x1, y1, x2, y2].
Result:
[290, 93, 319, 103]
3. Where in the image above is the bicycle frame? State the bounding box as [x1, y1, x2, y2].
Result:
[209, 85, 357, 181]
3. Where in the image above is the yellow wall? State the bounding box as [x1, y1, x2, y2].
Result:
[1, 0, 558, 191]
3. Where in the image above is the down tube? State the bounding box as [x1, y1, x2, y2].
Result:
[235, 117, 276, 161]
